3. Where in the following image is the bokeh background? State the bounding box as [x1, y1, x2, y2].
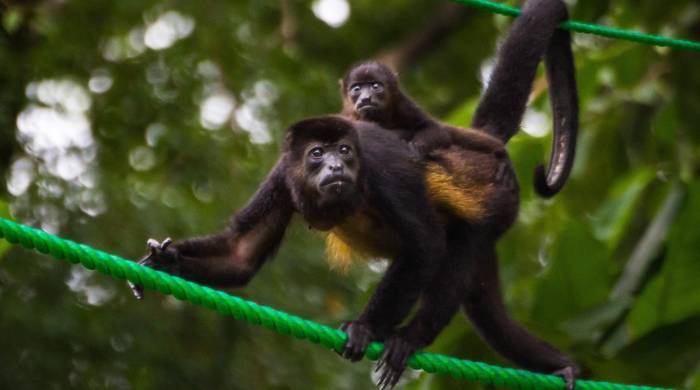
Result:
[1, 0, 699, 388]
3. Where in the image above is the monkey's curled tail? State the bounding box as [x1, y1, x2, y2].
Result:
[534, 27, 578, 198]
[471, 0, 578, 198]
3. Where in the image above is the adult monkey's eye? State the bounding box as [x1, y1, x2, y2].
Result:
[372, 82, 383, 91]
[339, 144, 352, 155]
[350, 85, 361, 94]
[309, 147, 324, 158]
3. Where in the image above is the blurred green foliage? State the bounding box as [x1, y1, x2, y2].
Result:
[1, 0, 700, 389]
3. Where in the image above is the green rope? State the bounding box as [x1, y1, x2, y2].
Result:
[0, 217, 674, 390]
[454, 0, 700, 52]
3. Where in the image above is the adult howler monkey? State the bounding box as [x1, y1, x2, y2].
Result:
[341, 0, 578, 198]
[133, 116, 453, 387]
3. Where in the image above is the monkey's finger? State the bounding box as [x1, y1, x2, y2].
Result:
[128, 252, 156, 300]
[378, 368, 390, 390]
[383, 338, 413, 389]
[552, 367, 576, 390]
[341, 339, 353, 359]
[388, 370, 402, 389]
[396, 344, 413, 371]
[375, 359, 385, 373]
[377, 355, 394, 388]
[380, 373, 394, 390]
[127, 281, 145, 300]
[348, 345, 365, 362]
[378, 366, 398, 390]
[391, 366, 405, 388]
[342, 342, 361, 361]
[146, 238, 160, 251]
[138, 256, 154, 268]
[379, 362, 403, 390]
[160, 237, 173, 250]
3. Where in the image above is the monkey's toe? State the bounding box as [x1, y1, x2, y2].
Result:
[376, 335, 417, 389]
[340, 321, 375, 362]
[552, 366, 578, 390]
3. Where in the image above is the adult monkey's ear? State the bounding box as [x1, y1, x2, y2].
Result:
[338, 78, 346, 94]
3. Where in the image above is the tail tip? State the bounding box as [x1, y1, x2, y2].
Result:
[534, 164, 559, 198]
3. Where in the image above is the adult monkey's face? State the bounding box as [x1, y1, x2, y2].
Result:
[303, 138, 359, 205]
[344, 63, 393, 120]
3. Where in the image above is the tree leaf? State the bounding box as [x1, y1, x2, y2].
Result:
[627, 180, 700, 340]
[590, 168, 655, 248]
[532, 220, 614, 326]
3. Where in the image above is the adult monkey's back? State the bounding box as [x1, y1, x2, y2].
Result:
[342, 0, 578, 197]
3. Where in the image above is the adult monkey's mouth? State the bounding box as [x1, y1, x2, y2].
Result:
[320, 174, 352, 188]
[356, 102, 377, 112]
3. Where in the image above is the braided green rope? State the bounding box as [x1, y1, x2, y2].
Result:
[0, 217, 674, 390]
[455, 0, 700, 52]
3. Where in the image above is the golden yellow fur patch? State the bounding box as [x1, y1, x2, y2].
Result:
[426, 162, 488, 222]
[325, 232, 355, 272]
[325, 210, 397, 271]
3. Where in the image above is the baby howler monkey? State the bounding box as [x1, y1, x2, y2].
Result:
[341, 2, 578, 198]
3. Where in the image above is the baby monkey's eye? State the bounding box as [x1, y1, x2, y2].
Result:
[339, 145, 352, 155]
[309, 147, 324, 158]
[371, 82, 382, 90]
[350, 85, 361, 94]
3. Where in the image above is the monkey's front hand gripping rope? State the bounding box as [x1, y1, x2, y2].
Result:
[0, 218, 674, 390]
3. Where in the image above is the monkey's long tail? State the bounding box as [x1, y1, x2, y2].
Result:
[471, 0, 578, 198]
[534, 26, 578, 198]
